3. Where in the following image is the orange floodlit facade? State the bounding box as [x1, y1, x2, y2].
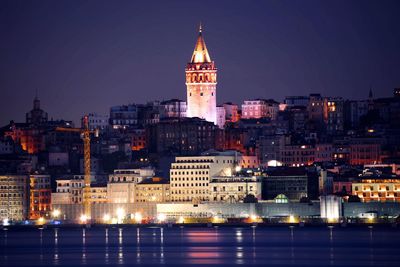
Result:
[29, 175, 51, 219]
[352, 178, 400, 202]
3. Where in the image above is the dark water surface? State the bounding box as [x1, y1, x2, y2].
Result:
[1, 225, 400, 266]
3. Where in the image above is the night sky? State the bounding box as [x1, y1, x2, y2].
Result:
[1, 0, 399, 126]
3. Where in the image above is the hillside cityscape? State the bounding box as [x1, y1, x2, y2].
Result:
[1, 26, 400, 226]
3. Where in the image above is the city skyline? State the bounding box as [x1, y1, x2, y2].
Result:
[1, 2, 400, 266]
[1, 0, 400, 125]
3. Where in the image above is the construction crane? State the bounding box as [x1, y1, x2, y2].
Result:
[56, 115, 97, 221]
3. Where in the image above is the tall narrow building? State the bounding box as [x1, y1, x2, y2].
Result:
[186, 25, 217, 125]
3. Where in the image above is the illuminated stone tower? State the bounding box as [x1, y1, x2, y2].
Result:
[186, 25, 217, 125]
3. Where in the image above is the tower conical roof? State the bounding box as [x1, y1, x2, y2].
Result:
[190, 24, 211, 63]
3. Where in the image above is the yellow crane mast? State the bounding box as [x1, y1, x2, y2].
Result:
[56, 115, 95, 221]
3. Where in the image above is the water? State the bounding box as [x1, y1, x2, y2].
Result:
[1, 225, 400, 266]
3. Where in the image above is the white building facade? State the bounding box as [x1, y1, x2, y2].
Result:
[169, 153, 237, 202]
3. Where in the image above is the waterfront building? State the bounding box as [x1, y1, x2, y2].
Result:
[262, 168, 309, 201]
[210, 175, 262, 202]
[29, 174, 51, 219]
[0, 175, 29, 221]
[52, 175, 107, 205]
[107, 168, 155, 203]
[186, 25, 217, 125]
[135, 177, 170, 203]
[169, 151, 237, 202]
[352, 177, 400, 202]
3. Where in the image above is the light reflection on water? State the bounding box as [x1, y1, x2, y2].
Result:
[53, 228, 59, 265]
[1, 226, 400, 266]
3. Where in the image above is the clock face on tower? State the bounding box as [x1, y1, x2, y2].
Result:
[185, 25, 217, 125]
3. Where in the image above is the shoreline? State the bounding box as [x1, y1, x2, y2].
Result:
[2, 222, 399, 230]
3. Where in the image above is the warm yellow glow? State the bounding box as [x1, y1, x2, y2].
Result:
[212, 215, 225, 223]
[177, 216, 184, 224]
[157, 213, 166, 223]
[288, 215, 297, 223]
[80, 214, 88, 224]
[115, 208, 125, 224]
[250, 215, 258, 222]
[52, 209, 60, 218]
[134, 212, 143, 223]
[38, 217, 45, 224]
[367, 214, 375, 223]
[327, 217, 338, 223]
[116, 208, 125, 219]
[103, 214, 111, 222]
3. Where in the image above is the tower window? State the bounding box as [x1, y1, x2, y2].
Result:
[211, 92, 213, 96]
[200, 92, 203, 96]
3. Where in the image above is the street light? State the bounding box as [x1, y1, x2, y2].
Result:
[288, 215, 296, 223]
[134, 212, 142, 223]
[38, 217, 45, 225]
[80, 214, 88, 224]
[2, 218, 9, 226]
[235, 166, 242, 173]
[116, 208, 125, 223]
[103, 213, 111, 223]
[157, 213, 166, 223]
[52, 209, 61, 219]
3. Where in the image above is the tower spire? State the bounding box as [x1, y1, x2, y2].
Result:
[190, 24, 211, 63]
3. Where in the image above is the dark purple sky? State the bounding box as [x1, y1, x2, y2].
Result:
[1, 0, 399, 126]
